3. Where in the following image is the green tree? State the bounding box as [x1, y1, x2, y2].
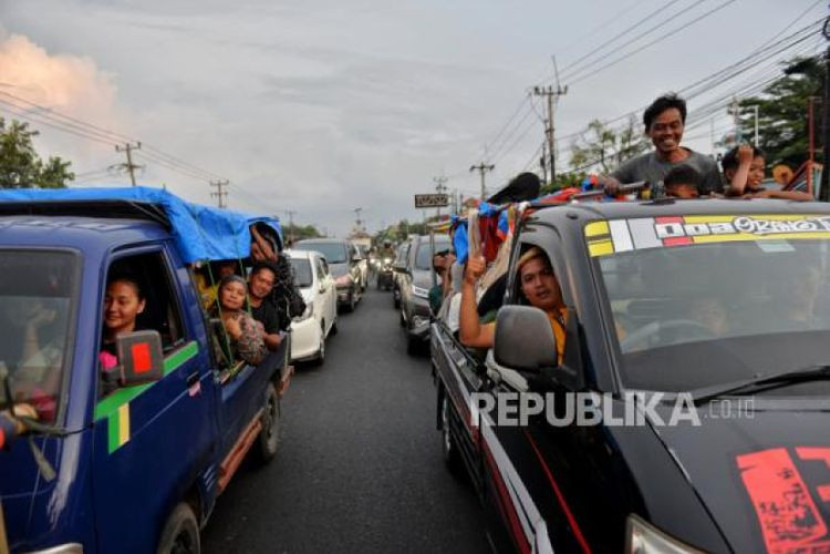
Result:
[540, 171, 588, 195]
[0, 118, 74, 188]
[568, 115, 648, 174]
[285, 223, 322, 241]
[736, 56, 824, 169]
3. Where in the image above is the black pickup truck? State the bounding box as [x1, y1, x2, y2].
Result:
[432, 199, 830, 554]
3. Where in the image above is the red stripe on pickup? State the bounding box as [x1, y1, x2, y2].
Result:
[525, 430, 592, 554]
[482, 440, 532, 554]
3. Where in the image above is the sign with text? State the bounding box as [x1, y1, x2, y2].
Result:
[414, 194, 449, 208]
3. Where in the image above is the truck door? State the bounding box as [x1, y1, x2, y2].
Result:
[481, 228, 602, 553]
[92, 245, 217, 554]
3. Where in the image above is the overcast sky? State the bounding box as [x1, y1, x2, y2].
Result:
[1, 0, 825, 235]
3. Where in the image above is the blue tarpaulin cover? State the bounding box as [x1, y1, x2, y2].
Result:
[0, 186, 282, 263]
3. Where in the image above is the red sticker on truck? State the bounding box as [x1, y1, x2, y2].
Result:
[737, 447, 830, 553]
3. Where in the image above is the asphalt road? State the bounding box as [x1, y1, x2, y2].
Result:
[202, 288, 491, 554]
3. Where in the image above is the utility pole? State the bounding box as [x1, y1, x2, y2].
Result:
[210, 180, 229, 209]
[821, 15, 830, 202]
[469, 163, 495, 199]
[285, 210, 297, 245]
[532, 84, 568, 181]
[710, 118, 716, 157]
[749, 105, 760, 146]
[433, 175, 448, 219]
[728, 97, 742, 145]
[354, 207, 363, 231]
[809, 97, 819, 195]
[115, 142, 142, 186]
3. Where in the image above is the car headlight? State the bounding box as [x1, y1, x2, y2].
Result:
[626, 515, 702, 554]
[383, 257, 392, 264]
[293, 301, 314, 321]
[334, 275, 352, 287]
[412, 285, 430, 299]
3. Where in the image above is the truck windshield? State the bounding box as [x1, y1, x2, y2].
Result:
[596, 223, 830, 395]
[415, 239, 451, 270]
[0, 251, 77, 423]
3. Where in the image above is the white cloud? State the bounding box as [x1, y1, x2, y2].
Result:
[0, 31, 125, 171]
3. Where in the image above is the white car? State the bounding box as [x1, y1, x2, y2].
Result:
[286, 249, 338, 363]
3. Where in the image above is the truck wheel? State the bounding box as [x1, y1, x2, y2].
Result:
[406, 334, 420, 356]
[441, 393, 462, 475]
[330, 318, 338, 336]
[257, 384, 281, 463]
[157, 502, 200, 554]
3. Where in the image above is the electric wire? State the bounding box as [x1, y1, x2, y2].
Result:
[560, 0, 713, 82]
[565, 0, 738, 86]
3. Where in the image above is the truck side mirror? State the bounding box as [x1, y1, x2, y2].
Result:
[117, 330, 165, 387]
[494, 306, 558, 373]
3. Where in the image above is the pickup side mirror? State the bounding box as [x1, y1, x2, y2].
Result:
[494, 306, 558, 373]
[117, 330, 165, 387]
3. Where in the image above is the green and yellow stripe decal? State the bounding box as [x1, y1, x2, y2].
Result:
[95, 341, 199, 454]
[108, 403, 131, 453]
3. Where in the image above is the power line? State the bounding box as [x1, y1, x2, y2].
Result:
[550, 0, 659, 60]
[559, 0, 694, 80]
[0, 89, 132, 143]
[481, 95, 532, 160]
[566, 0, 737, 86]
[0, 89, 227, 185]
[485, 96, 537, 163]
[488, 112, 542, 168]
[555, 18, 821, 156]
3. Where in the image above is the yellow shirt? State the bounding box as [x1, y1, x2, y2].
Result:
[194, 272, 220, 311]
[546, 308, 568, 365]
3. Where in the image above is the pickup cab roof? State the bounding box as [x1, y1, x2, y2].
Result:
[530, 197, 830, 226]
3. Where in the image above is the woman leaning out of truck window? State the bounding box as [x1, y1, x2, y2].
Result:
[216, 274, 268, 366]
[99, 272, 146, 395]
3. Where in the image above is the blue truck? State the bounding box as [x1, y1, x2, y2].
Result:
[0, 187, 288, 553]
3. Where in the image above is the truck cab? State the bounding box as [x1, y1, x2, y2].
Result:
[0, 189, 287, 554]
[433, 199, 830, 553]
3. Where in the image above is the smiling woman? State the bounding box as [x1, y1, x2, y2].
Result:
[99, 271, 147, 394]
